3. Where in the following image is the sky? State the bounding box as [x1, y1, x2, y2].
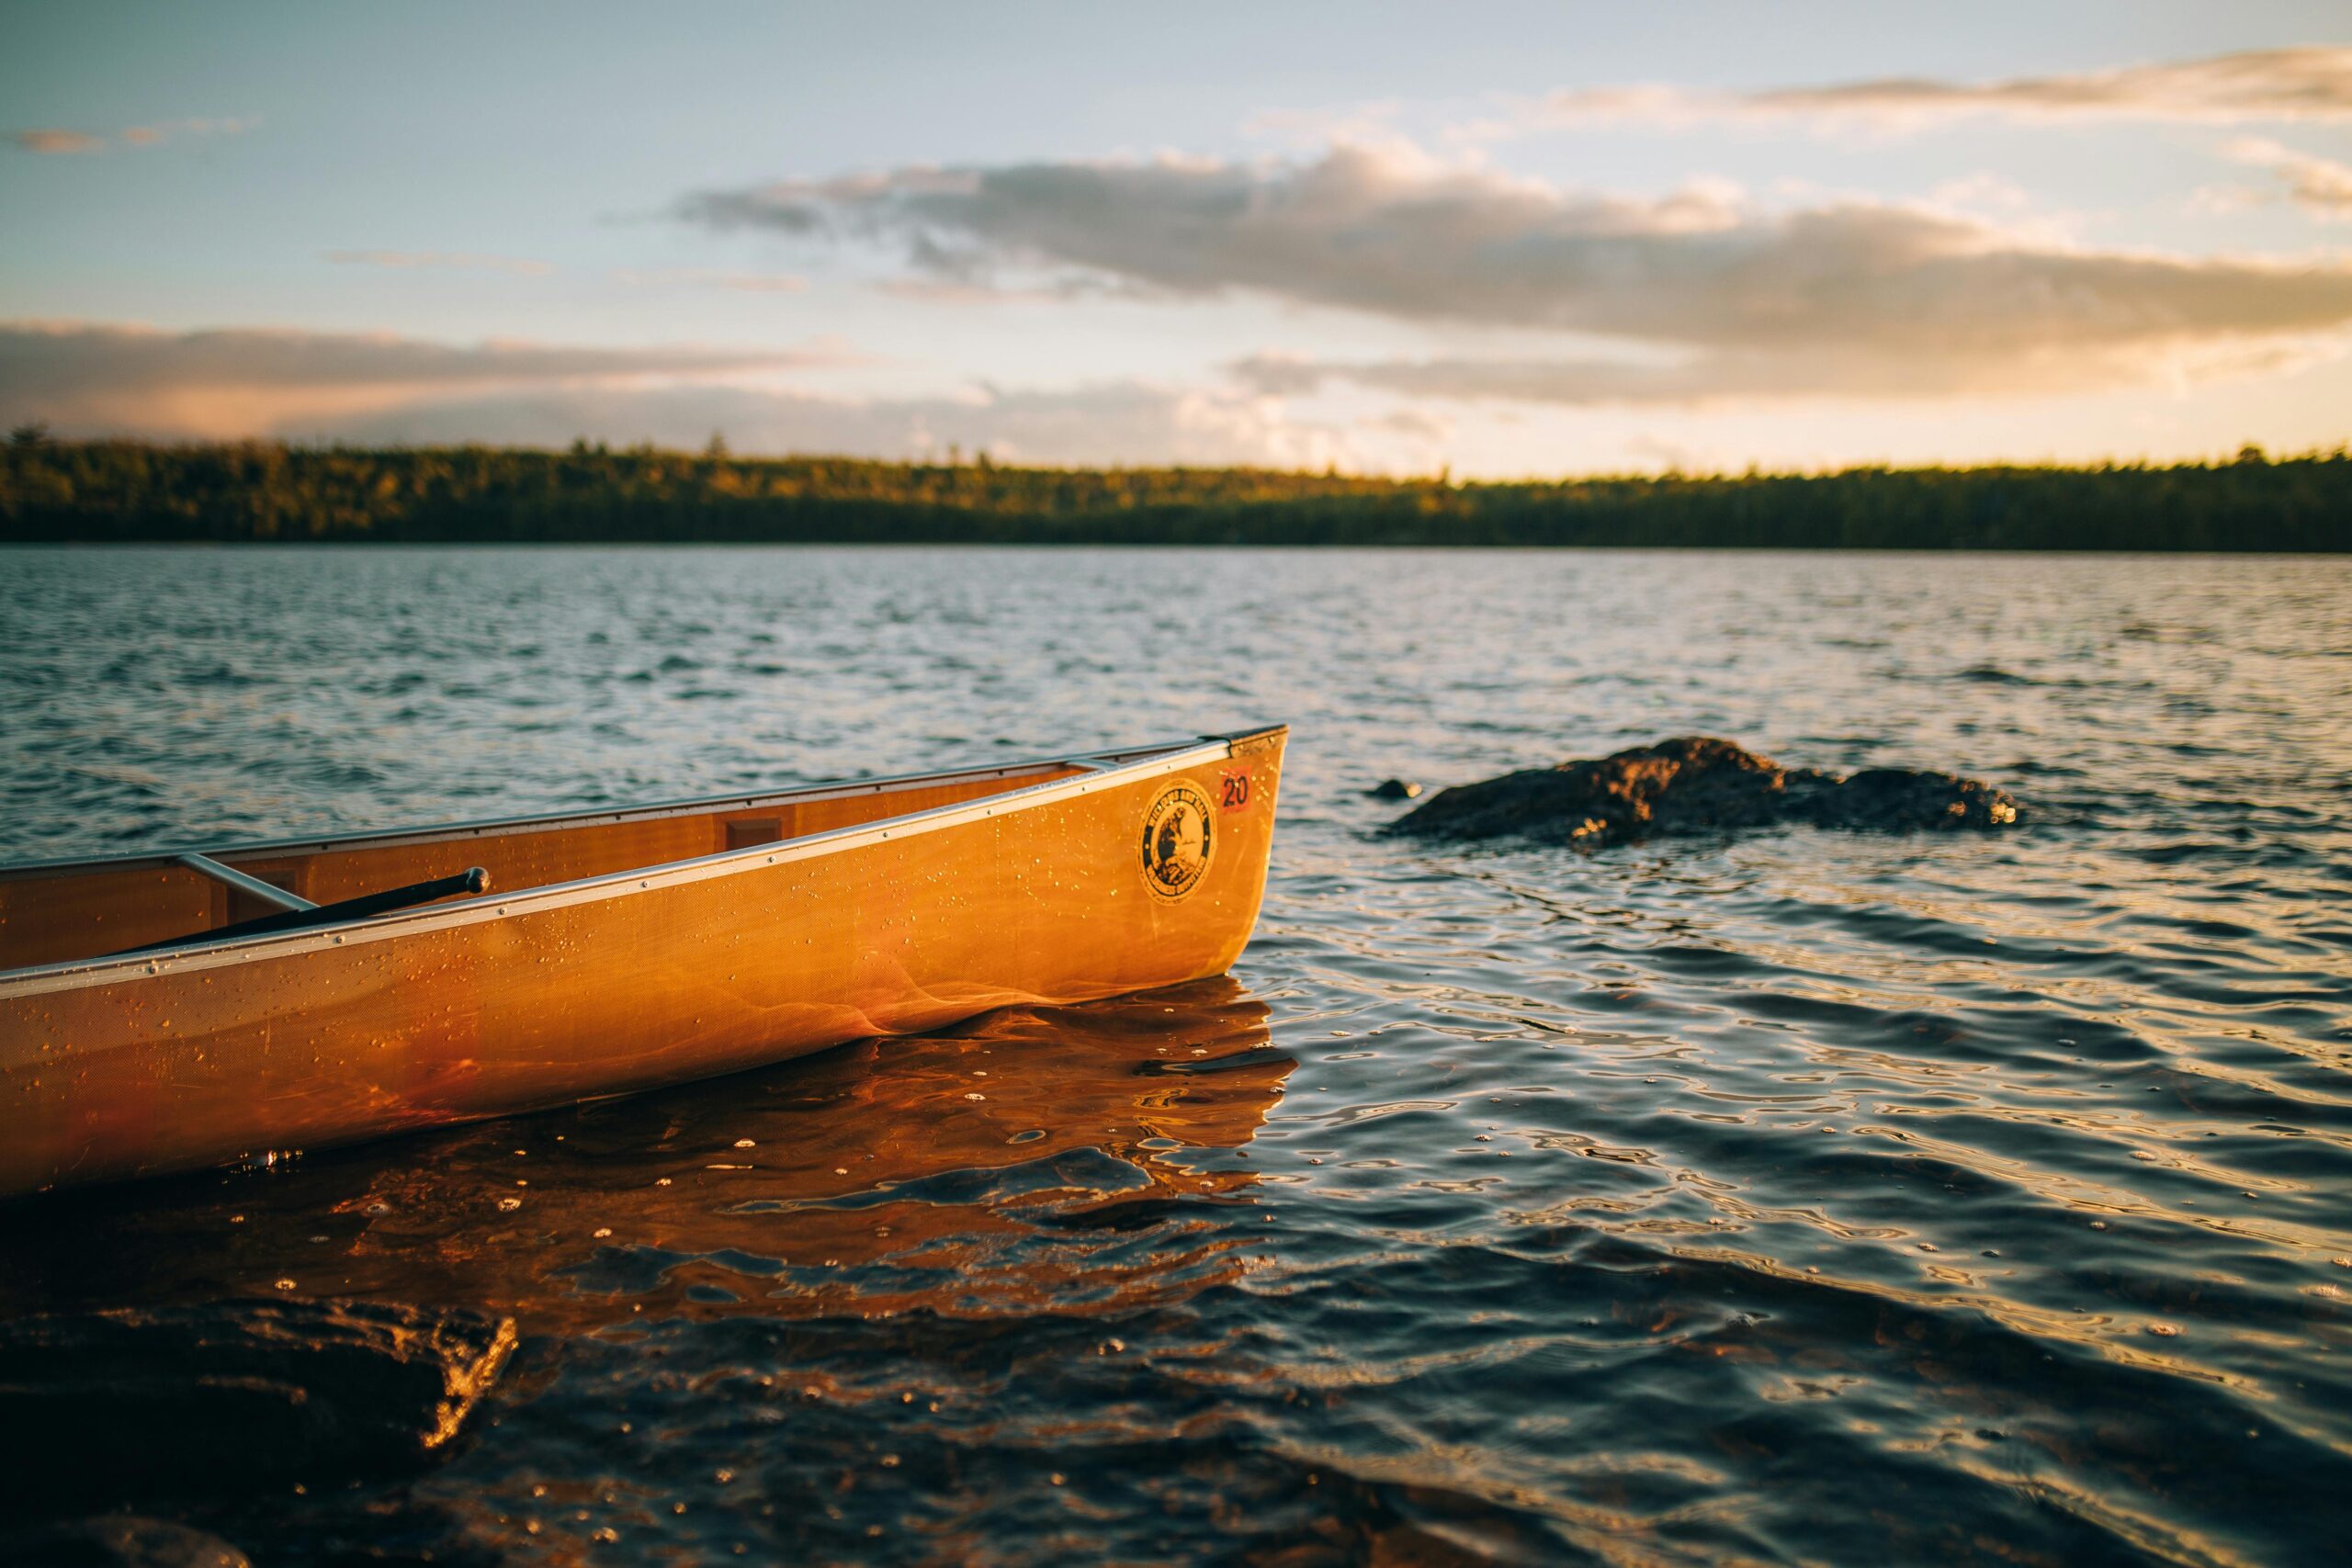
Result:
[5, 1, 2350, 476]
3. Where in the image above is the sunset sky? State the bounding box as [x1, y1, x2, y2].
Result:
[6, 1, 2350, 475]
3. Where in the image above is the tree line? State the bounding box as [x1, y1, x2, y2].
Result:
[2, 434, 2346, 550]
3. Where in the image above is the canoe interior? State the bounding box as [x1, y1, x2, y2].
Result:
[0, 758, 1102, 975]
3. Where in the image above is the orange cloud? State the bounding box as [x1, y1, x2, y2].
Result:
[0, 321, 846, 439]
[2222, 137, 2352, 219]
[0, 320, 1349, 468]
[1513, 47, 2352, 134]
[324, 250, 557, 276]
[14, 130, 104, 154]
[11, 117, 255, 154]
[611, 268, 808, 292]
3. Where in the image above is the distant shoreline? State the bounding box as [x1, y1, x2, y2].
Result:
[5, 439, 2347, 551]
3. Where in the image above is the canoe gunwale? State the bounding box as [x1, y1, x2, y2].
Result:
[3, 753, 1152, 882]
[0, 728, 1283, 998]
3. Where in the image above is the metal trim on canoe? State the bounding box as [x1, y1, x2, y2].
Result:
[1, 746, 1180, 881]
[0, 728, 1283, 998]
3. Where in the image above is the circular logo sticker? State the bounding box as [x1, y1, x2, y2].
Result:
[1140, 781, 1216, 900]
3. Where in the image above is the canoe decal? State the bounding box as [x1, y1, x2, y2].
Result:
[1140, 782, 1215, 901]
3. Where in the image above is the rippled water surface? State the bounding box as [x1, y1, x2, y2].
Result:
[3, 546, 2349, 1566]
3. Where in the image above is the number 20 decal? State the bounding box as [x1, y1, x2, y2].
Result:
[1219, 771, 1252, 811]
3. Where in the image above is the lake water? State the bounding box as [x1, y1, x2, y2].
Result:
[2, 546, 2348, 1565]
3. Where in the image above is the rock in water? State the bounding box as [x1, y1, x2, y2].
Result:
[0, 1299, 515, 1513]
[1366, 778, 1422, 800]
[0, 1517, 252, 1567]
[1389, 736, 2019, 846]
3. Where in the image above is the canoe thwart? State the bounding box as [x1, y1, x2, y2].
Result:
[119, 865, 492, 956]
[172, 853, 315, 913]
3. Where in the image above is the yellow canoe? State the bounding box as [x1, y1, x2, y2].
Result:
[0, 726, 1287, 1196]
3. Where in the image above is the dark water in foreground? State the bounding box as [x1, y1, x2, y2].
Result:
[2, 547, 2349, 1566]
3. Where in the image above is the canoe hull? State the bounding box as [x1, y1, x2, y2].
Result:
[0, 732, 1284, 1195]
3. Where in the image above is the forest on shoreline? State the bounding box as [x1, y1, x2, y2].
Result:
[3, 435, 2346, 550]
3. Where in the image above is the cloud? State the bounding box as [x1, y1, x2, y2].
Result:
[14, 130, 104, 154]
[868, 275, 1140, 305]
[682, 142, 2352, 403]
[2222, 136, 2352, 219]
[1260, 50, 2352, 151]
[1233, 335, 2347, 408]
[1360, 407, 1453, 442]
[611, 268, 808, 292]
[11, 117, 256, 154]
[124, 117, 259, 145]
[870, 277, 1028, 304]
[0, 321, 843, 438]
[1527, 47, 2352, 132]
[315, 380, 1356, 468]
[325, 250, 557, 276]
[0, 320, 1346, 468]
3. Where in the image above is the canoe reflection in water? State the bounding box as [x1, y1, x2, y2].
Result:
[0, 977, 1292, 1334]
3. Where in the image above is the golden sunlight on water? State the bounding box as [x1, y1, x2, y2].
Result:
[0, 980, 1289, 1334]
[1, 545, 2347, 1564]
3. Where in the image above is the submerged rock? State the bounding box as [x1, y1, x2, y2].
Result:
[0, 1299, 515, 1513]
[0, 1517, 251, 1568]
[1388, 736, 2019, 846]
